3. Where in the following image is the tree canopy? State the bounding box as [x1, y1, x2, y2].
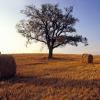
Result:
[16, 4, 88, 59]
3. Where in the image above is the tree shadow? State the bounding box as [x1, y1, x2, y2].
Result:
[47, 57, 79, 62]
[8, 75, 100, 88]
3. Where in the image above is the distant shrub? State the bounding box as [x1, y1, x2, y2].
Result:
[0, 55, 16, 79]
[82, 54, 93, 64]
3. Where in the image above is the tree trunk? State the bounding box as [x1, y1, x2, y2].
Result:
[48, 47, 53, 59]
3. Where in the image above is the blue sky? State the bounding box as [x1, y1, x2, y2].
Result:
[0, 0, 100, 54]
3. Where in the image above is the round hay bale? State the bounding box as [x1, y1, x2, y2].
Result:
[0, 55, 16, 79]
[81, 54, 93, 64]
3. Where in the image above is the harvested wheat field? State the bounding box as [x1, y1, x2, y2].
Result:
[0, 54, 100, 100]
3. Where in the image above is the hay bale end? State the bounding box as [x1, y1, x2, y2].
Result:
[81, 54, 93, 64]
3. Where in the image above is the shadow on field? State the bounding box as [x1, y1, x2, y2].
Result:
[9, 75, 100, 88]
[21, 62, 48, 66]
[94, 62, 100, 64]
[49, 57, 79, 62]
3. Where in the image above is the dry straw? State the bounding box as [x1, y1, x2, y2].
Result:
[0, 55, 16, 79]
[82, 54, 93, 64]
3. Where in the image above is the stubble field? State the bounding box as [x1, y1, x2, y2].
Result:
[0, 54, 100, 100]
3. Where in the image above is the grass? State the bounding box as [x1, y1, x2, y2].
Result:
[0, 54, 100, 100]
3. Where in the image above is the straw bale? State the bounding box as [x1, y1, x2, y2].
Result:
[82, 54, 93, 64]
[0, 55, 16, 79]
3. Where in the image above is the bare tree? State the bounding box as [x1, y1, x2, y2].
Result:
[16, 4, 88, 59]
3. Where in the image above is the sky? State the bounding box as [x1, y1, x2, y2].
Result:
[0, 0, 100, 54]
